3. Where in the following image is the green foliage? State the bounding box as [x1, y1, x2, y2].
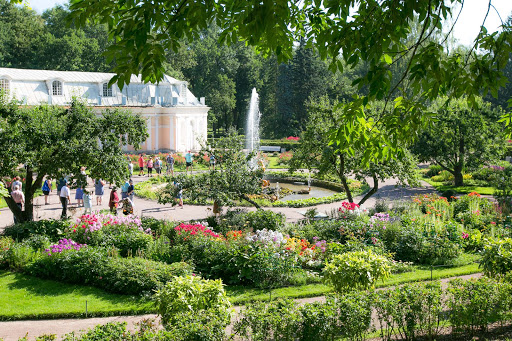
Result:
[61, 322, 128, 341]
[234, 299, 303, 341]
[3, 242, 39, 271]
[323, 249, 391, 292]
[28, 247, 193, 295]
[447, 277, 512, 334]
[298, 300, 338, 340]
[154, 275, 231, 329]
[0, 236, 14, 269]
[0, 99, 148, 223]
[215, 209, 285, 233]
[289, 96, 418, 206]
[374, 281, 442, 340]
[67, 224, 153, 258]
[481, 238, 512, 278]
[2, 219, 67, 242]
[413, 97, 506, 186]
[158, 129, 264, 209]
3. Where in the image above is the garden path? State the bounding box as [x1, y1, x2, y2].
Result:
[0, 273, 481, 341]
[0, 172, 438, 231]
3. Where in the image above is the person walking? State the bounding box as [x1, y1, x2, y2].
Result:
[11, 185, 24, 224]
[185, 151, 193, 175]
[166, 153, 175, 176]
[11, 176, 22, 191]
[209, 153, 216, 171]
[174, 180, 183, 208]
[128, 158, 134, 176]
[154, 157, 161, 175]
[42, 177, 52, 205]
[109, 186, 119, 214]
[138, 154, 145, 176]
[147, 157, 154, 177]
[121, 180, 130, 199]
[94, 179, 106, 206]
[127, 179, 135, 202]
[59, 180, 71, 219]
[75, 186, 84, 206]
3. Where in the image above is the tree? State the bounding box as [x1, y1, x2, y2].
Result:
[158, 129, 264, 209]
[289, 97, 418, 206]
[412, 97, 506, 186]
[67, 0, 512, 163]
[0, 99, 148, 223]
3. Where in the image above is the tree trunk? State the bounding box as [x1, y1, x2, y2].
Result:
[5, 167, 45, 223]
[357, 173, 379, 206]
[453, 165, 464, 187]
[241, 194, 262, 210]
[337, 154, 354, 203]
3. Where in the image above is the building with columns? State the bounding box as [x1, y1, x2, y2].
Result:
[0, 68, 209, 152]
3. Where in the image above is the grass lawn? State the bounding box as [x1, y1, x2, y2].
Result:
[0, 261, 481, 320]
[0, 271, 154, 320]
[423, 179, 495, 195]
[226, 262, 481, 304]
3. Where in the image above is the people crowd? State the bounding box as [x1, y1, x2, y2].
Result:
[7, 151, 213, 223]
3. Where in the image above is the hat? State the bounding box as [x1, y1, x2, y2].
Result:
[112, 186, 117, 190]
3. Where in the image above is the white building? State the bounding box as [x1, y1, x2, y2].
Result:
[0, 67, 209, 152]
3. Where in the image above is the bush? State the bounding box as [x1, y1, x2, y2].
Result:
[154, 275, 231, 329]
[28, 246, 193, 295]
[4, 242, 40, 271]
[480, 238, 512, 278]
[0, 236, 14, 269]
[447, 277, 512, 334]
[66, 214, 153, 257]
[215, 209, 285, 233]
[323, 249, 391, 292]
[298, 300, 339, 340]
[2, 219, 67, 242]
[425, 164, 443, 178]
[234, 299, 302, 341]
[374, 281, 442, 340]
[281, 220, 342, 243]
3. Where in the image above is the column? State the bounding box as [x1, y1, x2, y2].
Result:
[146, 116, 152, 151]
[155, 115, 159, 151]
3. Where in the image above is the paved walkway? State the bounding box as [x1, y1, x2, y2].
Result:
[0, 172, 437, 230]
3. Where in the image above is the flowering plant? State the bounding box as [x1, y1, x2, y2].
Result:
[226, 230, 243, 240]
[246, 229, 284, 246]
[45, 239, 86, 256]
[284, 136, 300, 141]
[69, 213, 147, 234]
[174, 223, 222, 239]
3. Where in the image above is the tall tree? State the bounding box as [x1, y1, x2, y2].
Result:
[289, 96, 418, 206]
[0, 99, 148, 223]
[412, 97, 506, 186]
[67, 0, 512, 163]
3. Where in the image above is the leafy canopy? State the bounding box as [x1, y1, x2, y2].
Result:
[66, 0, 512, 163]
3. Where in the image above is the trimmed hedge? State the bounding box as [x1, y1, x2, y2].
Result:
[28, 246, 193, 295]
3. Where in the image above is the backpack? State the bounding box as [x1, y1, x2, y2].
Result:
[121, 182, 130, 193]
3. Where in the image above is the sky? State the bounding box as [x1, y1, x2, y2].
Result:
[29, 0, 512, 47]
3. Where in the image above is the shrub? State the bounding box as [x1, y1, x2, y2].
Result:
[22, 234, 51, 251]
[480, 238, 512, 278]
[323, 249, 391, 292]
[28, 246, 193, 295]
[425, 164, 443, 178]
[4, 242, 40, 271]
[298, 300, 339, 340]
[0, 236, 14, 269]
[447, 277, 512, 334]
[244, 210, 285, 231]
[2, 219, 67, 242]
[154, 275, 231, 329]
[281, 220, 342, 243]
[66, 214, 153, 257]
[374, 281, 442, 340]
[234, 299, 302, 341]
[336, 290, 373, 340]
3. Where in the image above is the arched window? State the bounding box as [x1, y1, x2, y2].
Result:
[0, 78, 9, 93]
[52, 80, 62, 96]
[102, 82, 113, 97]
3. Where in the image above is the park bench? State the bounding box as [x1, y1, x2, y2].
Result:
[259, 146, 283, 153]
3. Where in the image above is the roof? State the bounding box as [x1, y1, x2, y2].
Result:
[0, 67, 205, 107]
[0, 67, 183, 85]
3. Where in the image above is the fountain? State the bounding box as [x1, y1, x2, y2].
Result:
[245, 88, 261, 153]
